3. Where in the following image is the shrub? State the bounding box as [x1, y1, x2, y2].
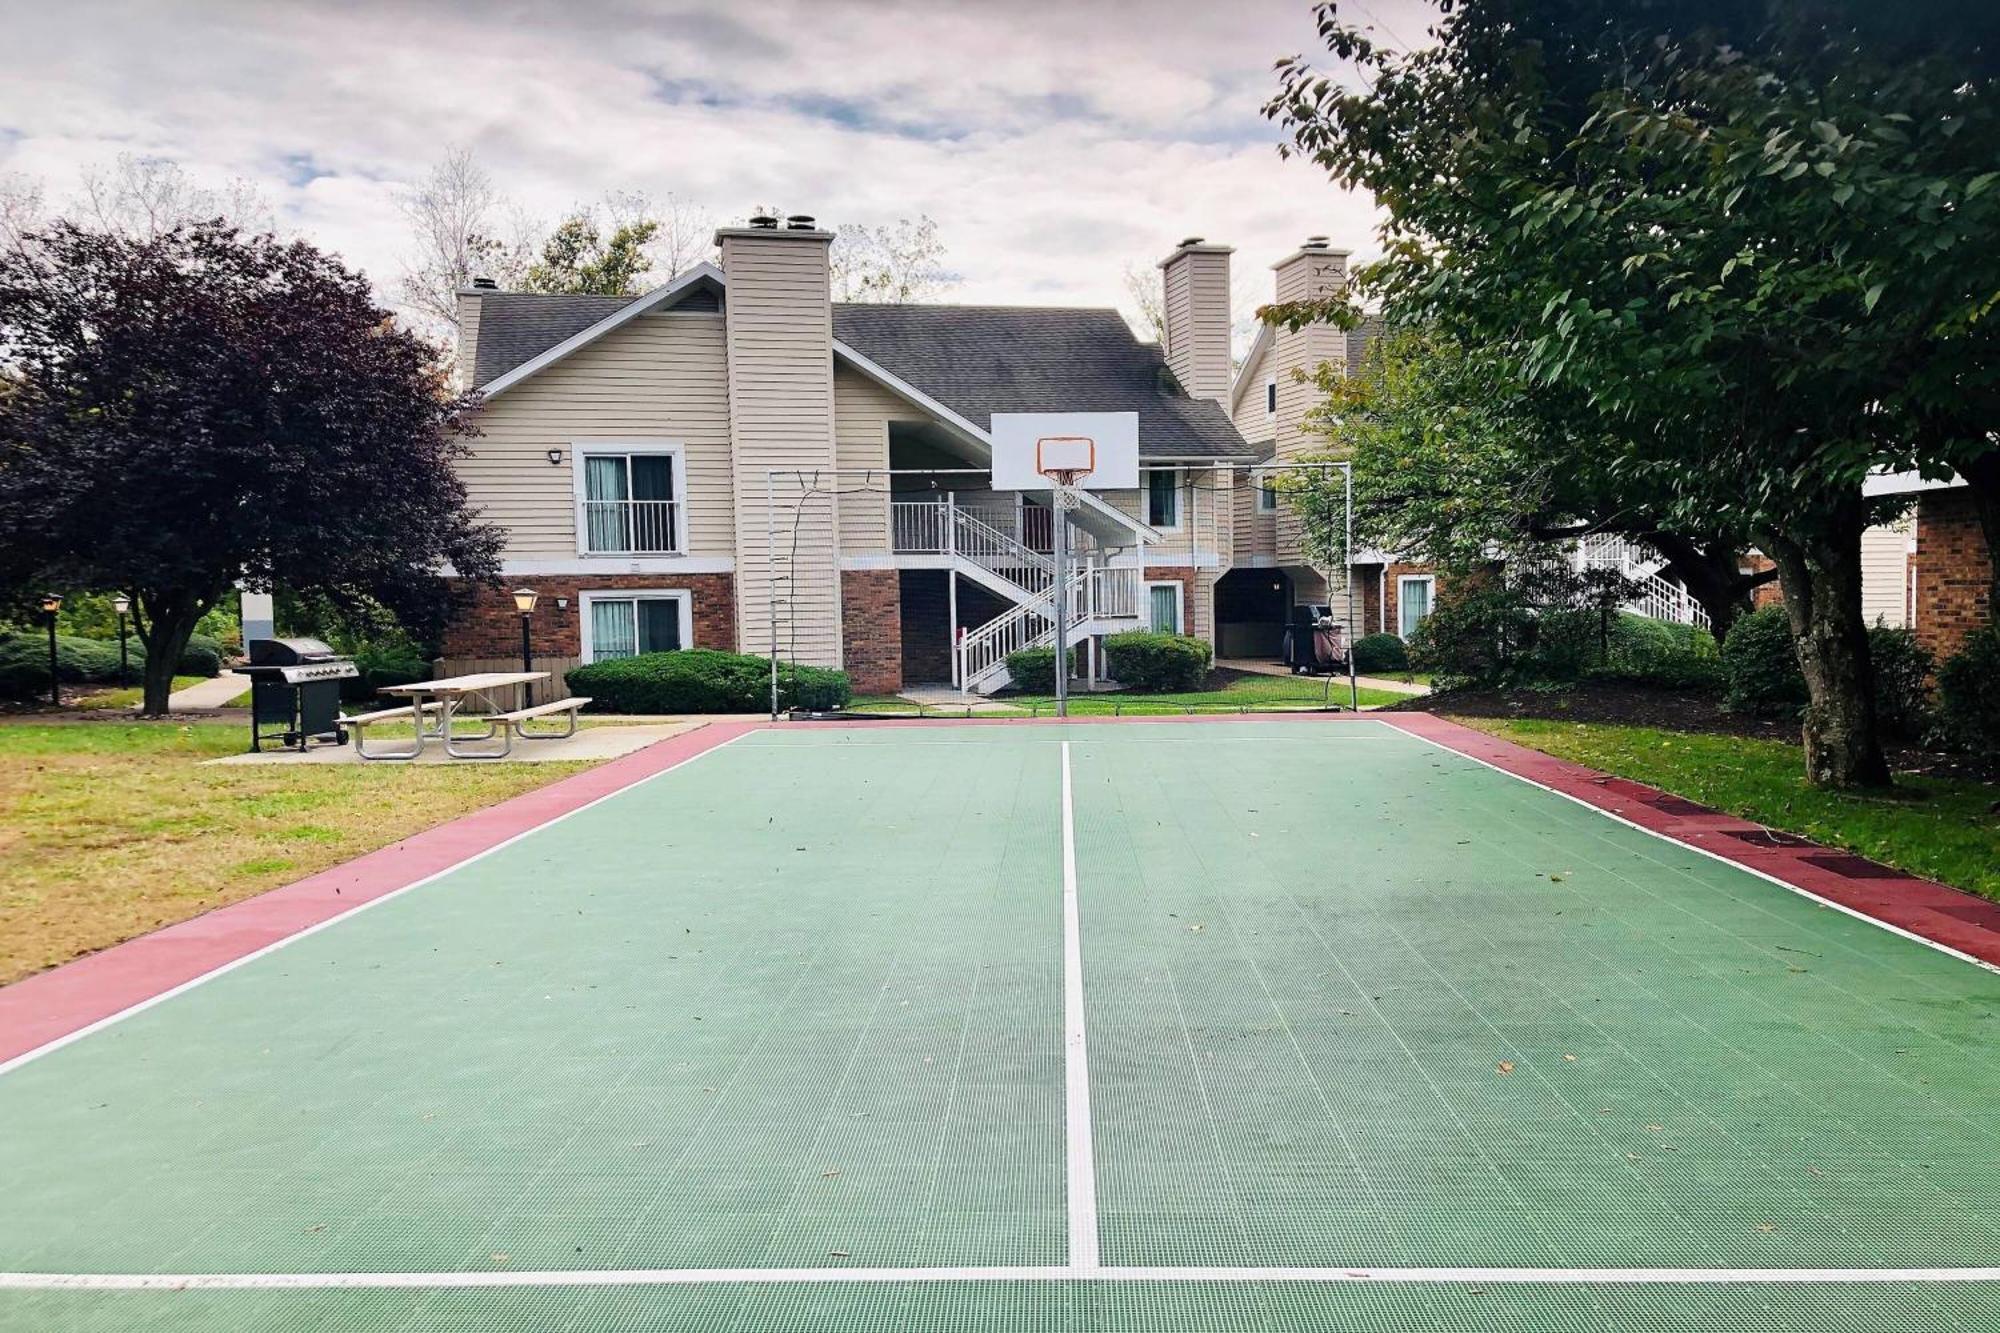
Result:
[1351, 633, 1410, 674]
[0, 632, 123, 697]
[175, 633, 225, 678]
[1589, 615, 1724, 691]
[1867, 627, 1934, 742]
[1935, 627, 2000, 758]
[1721, 605, 1807, 714]
[341, 644, 433, 703]
[1407, 584, 1534, 683]
[565, 650, 850, 714]
[1004, 646, 1075, 695]
[1103, 631, 1212, 691]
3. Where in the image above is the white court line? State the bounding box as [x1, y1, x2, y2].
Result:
[1060, 740, 1100, 1274]
[6, 1266, 2000, 1291]
[0, 728, 761, 1081]
[1372, 718, 2000, 978]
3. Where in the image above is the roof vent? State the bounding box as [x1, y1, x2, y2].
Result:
[470, 276, 498, 290]
[1302, 235, 1330, 250]
[1179, 236, 1205, 248]
[748, 214, 780, 230]
[785, 214, 817, 231]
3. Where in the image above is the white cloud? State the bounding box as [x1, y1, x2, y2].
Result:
[1, 0, 1433, 333]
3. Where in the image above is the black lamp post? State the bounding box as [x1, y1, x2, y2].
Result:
[512, 588, 538, 701]
[41, 593, 62, 708]
[112, 594, 132, 686]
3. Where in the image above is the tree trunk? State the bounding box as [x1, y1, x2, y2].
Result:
[1961, 449, 2000, 627]
[136, 592, 204, 718]
[1762, 507, 1892, 790]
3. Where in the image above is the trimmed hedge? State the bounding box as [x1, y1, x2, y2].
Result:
[1721, 606, 1808, 714]
[1103, 631, 1212, 691]
[1351, 633, 1410, 674]
[0, 632, 122, 697]
[565, 650, 850, 714]
[1005, 646, 1075, 695]
[1936, 627, 2000, 758]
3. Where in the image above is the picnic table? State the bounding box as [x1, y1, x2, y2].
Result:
[347, 671, 590, 760]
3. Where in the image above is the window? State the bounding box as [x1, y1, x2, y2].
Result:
[575, 443, 682, 554]
[1265, 378, 1277, 416]
[1398, 575, 1435, 640]
[1145, 468, 1181, 529]
[1258, 484, 1279, 513]
[1147, 581, 1184, 634]
[581, 591, 692, 662]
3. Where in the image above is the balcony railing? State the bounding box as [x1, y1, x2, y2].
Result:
[582, 499, 682, 554]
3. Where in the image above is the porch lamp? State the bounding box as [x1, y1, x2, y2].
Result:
[40, 593, 62, 708]
[112, 594, 132, 686]
[512, 588, 539, 685]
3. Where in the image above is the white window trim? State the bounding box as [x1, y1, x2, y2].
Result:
[1265, 377, 1278, 417]
[571, 439, 686, 558]
[1143, 466, 1184, 532]
[1397, 574, 1437, 640]
[1145, 579, 1186, 635]
[578, 588, 694, 663]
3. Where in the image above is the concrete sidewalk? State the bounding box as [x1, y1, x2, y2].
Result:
[167, 671, 248, 710]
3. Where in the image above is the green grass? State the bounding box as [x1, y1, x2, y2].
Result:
[1454, 716, 2000, 903]
[69, 675, 206, 710]
[0, 721, 594, 984]
[846, 673, 1406, 717]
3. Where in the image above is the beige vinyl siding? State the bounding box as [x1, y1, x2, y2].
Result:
[457, 311, 733, 561]
[456, 291, 482, 394]
[1233, 468, 1277, 562]
[1161, 249, 1232, 406]
[1271, 252, 1347, 566]
[1862, 514, 1914, 628]
[1229, 337, 1275, 446]
[722, 231, 842, 667]
[832, 366, 903, 556]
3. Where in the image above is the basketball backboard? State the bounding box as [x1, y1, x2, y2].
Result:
[990, 412, 1139, 491]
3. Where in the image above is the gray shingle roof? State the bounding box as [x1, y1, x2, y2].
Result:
[832, 304, 1257, 459]
[467, 287, 1255, 459]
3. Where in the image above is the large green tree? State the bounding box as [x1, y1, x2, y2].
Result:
[523, 212, 660, 296]
[1265, 0, 2000, 788]
[0, 222, 501, 715]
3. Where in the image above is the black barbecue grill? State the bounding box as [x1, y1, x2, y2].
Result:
[238, 638, 358, 752]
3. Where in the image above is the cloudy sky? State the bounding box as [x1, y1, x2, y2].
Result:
[0, 0, 1427, 334]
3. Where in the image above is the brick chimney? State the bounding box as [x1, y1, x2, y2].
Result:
[1268, 237, 1350, 462]
[1157, 237, 1234, 408]
[715, 214, 843, 668]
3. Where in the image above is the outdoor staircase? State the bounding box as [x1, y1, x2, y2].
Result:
[891, 498, 1144, 695]
[1571, 534, 1711, 630]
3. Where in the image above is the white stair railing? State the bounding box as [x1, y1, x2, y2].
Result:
[951, 505, 1054, 599]
[1630, 571, 1711, 630]
[957, 566, 1142, 693]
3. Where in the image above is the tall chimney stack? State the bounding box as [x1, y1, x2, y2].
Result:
[1157, 237, 1234, 409]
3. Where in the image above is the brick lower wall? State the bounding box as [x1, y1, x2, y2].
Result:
[440, 574, 738, 662]
[1383, 562, 1437, 639]
[1142, 565, 1197, 634]
[898, 571, 1012, 686]
[840, 569, 902, 695]
[1913, 489, 1992, 659]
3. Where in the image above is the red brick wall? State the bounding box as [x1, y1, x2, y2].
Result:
[1383, 562, 1437, 639]
[840, 569, 902, 695]
[1912, 489, 1992, 658]
[1742, 554, 1783, 610]
[441, 574, 737, 659]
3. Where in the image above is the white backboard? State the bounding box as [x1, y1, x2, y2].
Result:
[990, 412, 1139, 491]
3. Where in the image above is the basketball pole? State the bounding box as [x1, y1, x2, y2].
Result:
[1052, 484, 1070, 718]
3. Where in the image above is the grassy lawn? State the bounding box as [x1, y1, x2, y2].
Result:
[70, 675, 207, 710]
[0, 722, 592, 985]
[1453, 716, 2000, 903]
[850, 671, 1406, 716]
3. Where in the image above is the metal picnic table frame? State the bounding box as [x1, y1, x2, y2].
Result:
[378, 671, 549, 760]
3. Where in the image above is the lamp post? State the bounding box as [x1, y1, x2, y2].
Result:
[40, 593, 62, 708]
[112, 594, 132, 686]
[512, 589, 538, 703]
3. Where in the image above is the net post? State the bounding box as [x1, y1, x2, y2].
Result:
[1346, 463, 1359, 715]
[767, 469, 778, 720]
[1053, 483, 1070, 718]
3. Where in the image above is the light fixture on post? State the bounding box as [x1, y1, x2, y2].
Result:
[112, 594, 132, 686]
[512, 589, 538, 700]
[40, 593, 62, 708]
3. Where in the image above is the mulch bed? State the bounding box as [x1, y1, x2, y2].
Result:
[1387, 682, 1998, 785]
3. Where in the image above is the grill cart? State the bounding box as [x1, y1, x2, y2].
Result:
[238, 637, 358, 752]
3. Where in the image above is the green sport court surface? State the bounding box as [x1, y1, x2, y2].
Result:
[2, 717, 1997, 1331]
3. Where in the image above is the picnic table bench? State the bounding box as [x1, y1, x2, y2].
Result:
[350, 672, 590, 761]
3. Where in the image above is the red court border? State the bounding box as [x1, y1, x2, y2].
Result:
[4, 709, 1995, 1071]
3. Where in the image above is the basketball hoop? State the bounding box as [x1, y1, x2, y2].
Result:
[1036, 436, 1094, 510]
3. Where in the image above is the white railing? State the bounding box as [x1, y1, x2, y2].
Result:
[581, 499, 681, 554]
[1631, 571, 1711, 630]
[1575, 532, 1664, 580]
[953, 506, 1054, 598]
[957, 565, 1143, 693]
[890, 498, 1100, 563]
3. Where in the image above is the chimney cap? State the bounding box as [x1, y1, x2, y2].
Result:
[470, 276, 498, 290]
[1302, 235, 1331, 249]
[748, 214, 780, 229]
[1157, 237, 1235, 268]
[785, 213, 817, 230]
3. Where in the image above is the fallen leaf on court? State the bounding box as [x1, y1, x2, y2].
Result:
[822, 1169, 841, 1178]
[1562, 1053, 1577, 1062]
[1188, 923, 1205, 932]
[829, 1249, 850, 1258]
[1646, 1125, 1663, 1133]
[491, 1253, 510, 1265]
[1496, 1061, 1514, 1074]
[1627, 1153, 1640, 1161]
[304, 1224, 326, 1233]
[1755, 1223, 1776, 1233]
